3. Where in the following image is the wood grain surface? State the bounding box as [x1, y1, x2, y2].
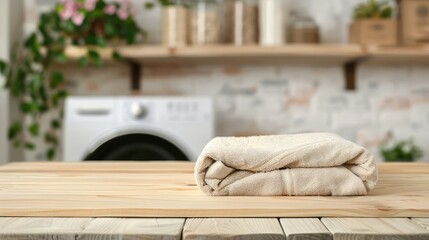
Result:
[0, 217, 185, 240]
[280, 218, 332, 240]
[0, 162, 428, 217]
[1, 217, 427, 239]
[65, 45, 364, 65]
[322, 218, 429, 240]
[413, 218, 429, 231]
[183, 218, 285, 240]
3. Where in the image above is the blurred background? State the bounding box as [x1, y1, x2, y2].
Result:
[0, 0, 428, 164]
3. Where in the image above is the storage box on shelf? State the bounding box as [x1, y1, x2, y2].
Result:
[398, 0, 429, 45]
[349, 19, 398, 46]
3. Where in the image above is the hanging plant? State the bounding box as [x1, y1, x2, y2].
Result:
[0, 0, 145, 160]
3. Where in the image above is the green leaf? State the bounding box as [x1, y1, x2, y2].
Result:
[51, 119, 61, 129]
[85, 35, 97, 45]
[112, 51, 121, 60]
[25, 33, 39, 51]
[14, 140, 21, 148]
[96, 37, 106, 47]
[64, 20, 75, 32]
[78, 56, 88, 67]
[57, 90, 68, 98]
[126, 29, 136, 44]
[144, 2, 155, 9]
[52, 90, 68, 106]
[50, 71, 64, 88]
[24, 142, 35, 150]
[8, 122, 21, 140]
[28, 123, 40, 137]
[0, 60, 6, 75]
[104, 22, 115, 36]
[30, 72, 43, 99]
[11, 68, 26, 96]
[38, 103, 49, 113]
[20, 101, 39, 113]
[45, 132, 58, 145]
[47, 148, 55, 160]
[88, 49, 101, 66]
[54, 52, 67, 63]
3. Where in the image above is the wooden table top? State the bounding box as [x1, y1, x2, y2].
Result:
[0, 161, 428, 218]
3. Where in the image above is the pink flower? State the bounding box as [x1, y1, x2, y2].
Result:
[117, 8, 129, 20]
[104, 4, 117, 15]
[121, 0, 131, 8]
[83, 0, 96, 11]
[60, 8, 73, 20]
[72, 13, 84, 26]
[60, 0, 77, 20]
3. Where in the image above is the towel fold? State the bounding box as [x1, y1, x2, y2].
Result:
[195, 133, 378, 196]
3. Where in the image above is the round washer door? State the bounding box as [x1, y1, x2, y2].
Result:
[84, 134, 189, 161]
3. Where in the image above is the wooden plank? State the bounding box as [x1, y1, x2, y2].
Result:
[322, 218, 429, 239]
[183, 218, 285, 240]
[0, 161, 194, 173]
[81, 218, 185, 240]
[378, 163, 429, 174]
[64, 44, 429, 66]
[64, 45, 365, 65]
[0, 217, 93, 239]
[366, 46, 429, 64]
[280, 218, 332, 240]
[0, 217, 185, 240]
[412, 218, 429, 231]
[0, 162, 428, 217]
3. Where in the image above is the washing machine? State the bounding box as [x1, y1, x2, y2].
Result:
[63, 96, 214, 161]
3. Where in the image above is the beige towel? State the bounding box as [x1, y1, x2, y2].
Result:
[195, 133, 378, 196]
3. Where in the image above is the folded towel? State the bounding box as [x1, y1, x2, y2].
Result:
[195, 133, 378, 196]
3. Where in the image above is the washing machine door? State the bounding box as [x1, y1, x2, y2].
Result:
[84, 134, 189, 161]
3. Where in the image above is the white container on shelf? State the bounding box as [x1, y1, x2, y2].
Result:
[259, 0, 285, 45]
[162, 5, 188, 47]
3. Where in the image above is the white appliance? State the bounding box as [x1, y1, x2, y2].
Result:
[63, 96, 214, 161]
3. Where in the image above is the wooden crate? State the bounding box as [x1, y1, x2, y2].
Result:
[398, 0, 429, 45]
[349, 19, 398, 46]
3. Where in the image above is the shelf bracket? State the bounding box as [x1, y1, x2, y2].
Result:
[130, 61, 141, 91]
[344, 61, 356, 91]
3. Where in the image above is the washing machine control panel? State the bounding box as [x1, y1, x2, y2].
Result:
[124, 98, 212, 123]
[164, 99, 211, 122]
[129, 102, 147, 119]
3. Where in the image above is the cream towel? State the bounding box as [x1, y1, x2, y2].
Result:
[195, 133, 378, 196]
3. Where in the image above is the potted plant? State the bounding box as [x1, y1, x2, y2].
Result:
[349, 0, 397, 46]
[146, 0, 188, 47]
[0, 0, 145, 160]
[380, 135, 423, 162]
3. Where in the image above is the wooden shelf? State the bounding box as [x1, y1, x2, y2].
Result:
[65, 44, 429, 64]
[120, 44, 364, 64]
[365, 46, 429, 64]
[64, 45, 429, 91]
[65, 44, 364, 64]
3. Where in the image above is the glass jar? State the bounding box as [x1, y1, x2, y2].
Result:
[188, 0, 221, 45]
[162, 0, 188, 47]
[225, 0, 258, 45]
